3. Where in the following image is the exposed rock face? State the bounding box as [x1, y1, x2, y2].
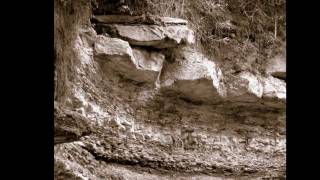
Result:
[226, 72, 264, 102]
[160, 48, 226, 103]
[54, 103, 93, 145]
[225, 72, 286, 109]
[94, 14, 195, 49]
[94, 35, 164, 83]
[106, 24, 195, 48]
[94, 36, 134, 62]
[54, 0, 286, 179]
[132, 47, 164, 80]
[92, 15, 188, 25]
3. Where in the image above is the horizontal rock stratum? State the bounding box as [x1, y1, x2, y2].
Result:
[159, 48, 286, 108]
[95, 15, 195, 49]
[98, 24, 195, 48]
[92, 15, 188, 25]
[94, 35, 164, 83]
[93, 35, 285, 108]
[160, 48, 226, 103]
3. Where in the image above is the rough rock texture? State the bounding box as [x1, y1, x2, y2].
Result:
[225, 72, 286, 109]
[97, 24, 195, 48]
[54, 0, 286, 179]
[94, 35, 164, 83]
[160, 47, 226, 103]
[92, 15, 188, 25]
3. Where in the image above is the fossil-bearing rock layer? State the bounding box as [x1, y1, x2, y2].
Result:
[54, 0, 286, 179]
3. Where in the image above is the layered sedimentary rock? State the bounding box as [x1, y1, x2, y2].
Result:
[92, 15, 188, 25]
[160, 48, 226, 103]
[54, 0, 286, 179]
[101, 24, 195, 48]
[159, 48, 285, 109]
[94, 15, 195, 48]
[94, 35, 164, 83]
[225, 72, 286, 109]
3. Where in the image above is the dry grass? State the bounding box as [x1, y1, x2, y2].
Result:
[98, 0, 286, 75]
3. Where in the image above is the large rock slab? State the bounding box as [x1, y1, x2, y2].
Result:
[97, 24, 195, 48]
[94, 35, 134, 61]
[225, 72, 286, 108]
[160, 49, 286, 108]
[132, 47, 164, 74]
[160, 48, 226, 103]
[92, 15, 188, 25]
[261, 76, 286, 108]
[94, 35, 164, 83]
[226, 72, 264, 102]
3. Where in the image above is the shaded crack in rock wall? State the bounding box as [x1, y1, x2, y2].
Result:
[54, 0, 286, 179]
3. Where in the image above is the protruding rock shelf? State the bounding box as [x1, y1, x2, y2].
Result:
[160, 48, 226, 103]
[92, 15, 188, 25]
[225, 72, 264, 104]
[261, 76, 286, 108]
[94, 35, 134, 61]
[93, 31, 285, 108]
[93, 15, 195, 49]
[132, 47, 164, 74]
[225, 72, 286, 108]
[98, 24, 195, 48]
[94, 35, 164, 83]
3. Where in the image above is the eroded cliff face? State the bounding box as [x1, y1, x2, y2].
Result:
[54, 0, 286, 179]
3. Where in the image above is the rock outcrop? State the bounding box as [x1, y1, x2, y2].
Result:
[95, 15, 195, 48]
[160, 48, 226, 103]
[225, 72, 286, 109]
[92, 15, 188, 25]
[54, 0, 286, 179]
[94, 35, 164, 83]
[100, 24, 195, 48]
